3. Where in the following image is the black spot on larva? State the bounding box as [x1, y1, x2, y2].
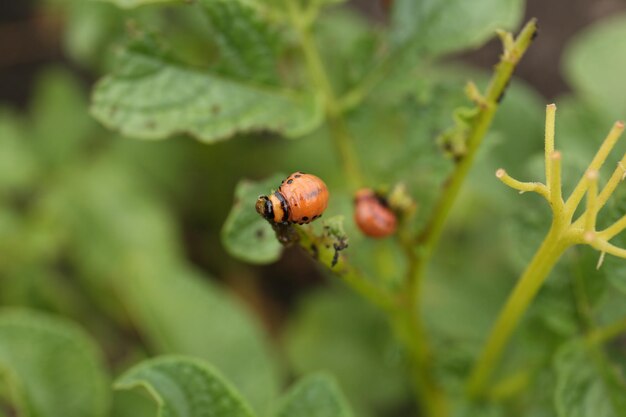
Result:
[255, 229, 264, 238]
[531, 27, 539, 41]
[211, 105, 221, 115]
[311, 244, 318, 259]
[302, 216, 309, 221]
[295, 174, 301, 178]
[274, 191, 289, 222]
[287, 179, 294, 184]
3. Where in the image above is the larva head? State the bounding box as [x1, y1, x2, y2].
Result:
[255, 195, 274, 221]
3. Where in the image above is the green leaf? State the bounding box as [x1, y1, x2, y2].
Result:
[284, 289, 409, 417]
[605, 258, 626, 295]
[390, 0, 524, 56]
[274, 373, 354, 417]
[0, 309, 109, 417]
[56, 157, 182, 278]
[554, 340, 626, 417]
[115, 356, 254, 417]
[111, 389, 158, 417]
[564, 14, 626, 121]
[201, 0, 280, 85]
[0, 110, 38, 193]
[120, 263, 281, 413]
[222, 174, 284, 264]
[90, 35, 322, 143]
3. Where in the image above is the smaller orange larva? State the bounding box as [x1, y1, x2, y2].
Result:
[354, 188, 397, 238]
[255, 172, 329, 225]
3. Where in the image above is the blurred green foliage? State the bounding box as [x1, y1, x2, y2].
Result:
[1, 0, 626, 416]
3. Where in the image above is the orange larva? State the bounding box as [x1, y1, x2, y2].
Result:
[354, 188, 397, 238]
[255, 172, 329, 225]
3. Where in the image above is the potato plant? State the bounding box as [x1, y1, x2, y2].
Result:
[1, 0, 626, 416]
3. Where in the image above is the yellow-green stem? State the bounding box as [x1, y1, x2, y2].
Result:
[392, 20, 537, 413]
[401, 19, 537, 414]
[563, 121, 625, 219]
[417, 19, 537, 256]
[544, 104, 556, 186]
[466, 223, 568, 397]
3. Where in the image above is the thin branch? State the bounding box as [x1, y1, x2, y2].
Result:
[416, 19, 538, 253]
[495, 169, 549, 199]
[549, 151, 564, 211]
[596, 142, 626, 208]
[564, 121, 625, 218]
[599, 213, 626, 241]
[586, 234, 626, 259]
[584, 170, 599, 232]
[545, 104, 556, 186]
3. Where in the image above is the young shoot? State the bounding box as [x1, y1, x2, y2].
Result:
[467, 104, 626, 397]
